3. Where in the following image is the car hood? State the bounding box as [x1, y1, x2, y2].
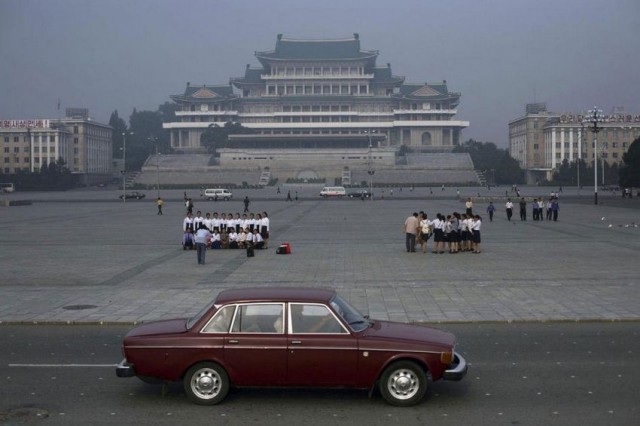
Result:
[125, 318, 188, 338]
[360, 320, 456, 349]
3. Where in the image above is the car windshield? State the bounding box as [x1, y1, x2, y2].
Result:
[186, 299, 217, 329]
[330, 294, 369, 332]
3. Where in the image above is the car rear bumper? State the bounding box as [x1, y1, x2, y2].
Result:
[442, 352, 467, 381]
[115, 358, 136, 378]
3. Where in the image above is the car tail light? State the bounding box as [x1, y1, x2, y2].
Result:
[440, 350, 454, 365]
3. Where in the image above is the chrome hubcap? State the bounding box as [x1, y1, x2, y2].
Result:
[191, 368, 221, 399]
[387, 369, 418, 400]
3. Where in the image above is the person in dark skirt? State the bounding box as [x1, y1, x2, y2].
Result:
[471, 215, 482, 253]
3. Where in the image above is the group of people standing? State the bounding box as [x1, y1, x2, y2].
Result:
[504, 197, 559, 221]
[182, 210, 270, 264]
[404, 211, 482, 255]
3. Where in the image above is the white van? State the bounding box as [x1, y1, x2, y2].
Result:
[204, 188, 233, 201]
[319, 186, 346, 198]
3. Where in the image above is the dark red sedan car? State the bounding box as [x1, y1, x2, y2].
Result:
[116, 288, 467, 406]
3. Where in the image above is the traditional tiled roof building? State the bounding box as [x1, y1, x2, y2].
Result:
[163, 34, 469, 156]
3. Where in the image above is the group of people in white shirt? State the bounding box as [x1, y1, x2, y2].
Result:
[182, 210, 270, 250]
[418, 211, 482, 254]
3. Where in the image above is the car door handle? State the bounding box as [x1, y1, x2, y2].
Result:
[228, 339, 239, 344]
[290, 340, 302, 345]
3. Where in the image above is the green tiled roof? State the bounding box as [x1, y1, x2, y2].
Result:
[256, 35, 378, 61]
[184, 84, 234, 97]
[231, 67, 265, 86]
[373, 67, 404, 85]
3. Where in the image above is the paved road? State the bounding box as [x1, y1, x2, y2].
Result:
[1, 322, 638, 425]
[0, 188, 639, 324]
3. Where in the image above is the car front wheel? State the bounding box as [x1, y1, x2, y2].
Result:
[379, 361, 427, 406]
[184, 362, 229, 405]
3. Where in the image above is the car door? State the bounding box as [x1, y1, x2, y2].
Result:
[223, 303, 287, 386]
[286, 303, 358, 386]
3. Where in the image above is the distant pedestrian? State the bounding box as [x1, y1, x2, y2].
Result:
[277, 186, 281, 194]
[550, 198, 559, 221]
[519, 198, 527, 221]
[486, 202, 495, 222]
[286, 190, 292, 201]
[156, 197, 164, 215]
[505, 199, 513, 221]
[465, 198, 473, 216]
[243, 196, 250, 213]
[295, 191, 298, 201]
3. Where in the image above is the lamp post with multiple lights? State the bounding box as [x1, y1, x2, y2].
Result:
[583, 107, 604, 205]
[364, 130, 377, 200]
[121, 131, 133, 203]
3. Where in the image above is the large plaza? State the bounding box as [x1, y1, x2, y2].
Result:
[0, 187, 638, 324]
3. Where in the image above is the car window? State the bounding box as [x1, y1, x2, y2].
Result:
[289, 303, 348, 334]
[201, 305, 236, 333]
[231, 304, 284, 334]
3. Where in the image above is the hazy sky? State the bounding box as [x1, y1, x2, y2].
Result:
[1, 0, 638, 147]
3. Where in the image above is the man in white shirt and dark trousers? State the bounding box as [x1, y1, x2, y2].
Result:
[194, 227, 212, 265]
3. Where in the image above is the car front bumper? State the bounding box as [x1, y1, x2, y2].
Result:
[115, 358, 136, 378]
[442, 352, 467, 381]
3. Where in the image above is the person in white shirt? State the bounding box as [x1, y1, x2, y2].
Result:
[260, 212, 270, 249]
[431, 214, 445, 254]
[471, 215, 482, 253]
[228, 229, 239, 249]
[233, 213, 242, 232]
[248, 213, 256, 233]
[237, 228, 247, 249]
[193, 211, 204, 231]
[211, 212, 220, 232]
[210, 229, 221, 249]
[252, 228, 264, 249]
[194, 227, 212, 264]
[418, 212, 431, 254]
[505, 199, 514, 221]
[245, 227, 254, 246]
[203, 212, 212, 231]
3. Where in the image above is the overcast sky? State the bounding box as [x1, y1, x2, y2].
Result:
[1, 0, 638, 147]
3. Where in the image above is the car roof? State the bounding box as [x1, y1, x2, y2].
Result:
[214, 287, 336, 305]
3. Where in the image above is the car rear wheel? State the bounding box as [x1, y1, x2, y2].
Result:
[184, 362, 229, 405]
[379, 361, 427, 406]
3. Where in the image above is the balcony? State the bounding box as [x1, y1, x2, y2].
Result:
[261, 73, 374, 80]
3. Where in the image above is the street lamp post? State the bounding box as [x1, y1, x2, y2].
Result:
[364, 130, 376, 200]
[583, 107, 604, 205]
[121, 131, 133, 203]
[148, 136, 160, 199]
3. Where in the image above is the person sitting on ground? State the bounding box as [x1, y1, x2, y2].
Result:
[252, 228, 264, 249]
[220, 228, 229, 249]
[237, 228, 247, 249]
[245, 227, 254, 247]
[210, 228, 221, 249]
[228, 228, 239, 249]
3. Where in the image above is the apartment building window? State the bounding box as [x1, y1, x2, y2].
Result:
[24, 157, 29, 163]
[23, 147, 29, 152]
[3, 137, 8, 143]
[533, 144, 539, 150]
[612, 152, 619, 158]
[13, 147, 19, 153]
[3, 147, 8, 153]
[555, 143, 561, 148]
[42, 147, 47, 153]
[14, 136, 19, 142]
[73, 126, 78, 134]
[3, 158, 9, 163]
[612, 142, 617, 148]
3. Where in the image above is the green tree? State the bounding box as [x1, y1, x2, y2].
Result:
[109, 110, 128, 158]
[619, 137, 640, 187]
[453, 139, 524, 184]
[201, 121, 252, 154]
